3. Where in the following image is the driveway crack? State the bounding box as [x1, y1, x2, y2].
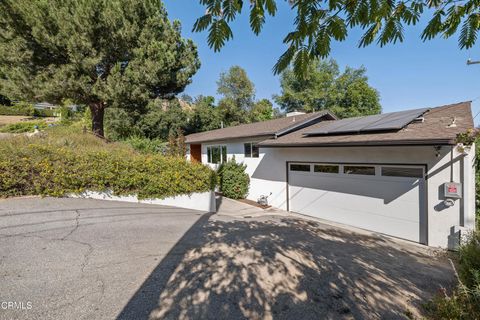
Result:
[61, 209, 81, 240]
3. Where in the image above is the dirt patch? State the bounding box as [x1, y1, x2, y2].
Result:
[0, 115, 57, 126]
[237, 198, 271, 209]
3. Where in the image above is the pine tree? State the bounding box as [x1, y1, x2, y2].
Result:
[0, 0, 200, 136]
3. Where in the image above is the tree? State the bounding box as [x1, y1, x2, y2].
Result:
[217, 66, 255, 112]
[193, 0, 480, 76]
[0, 0, 200, 137]
[217, 66, 255, 126]
[188, 95, 223, 133]
[275, 59, 381, 118]
[250, 99, 274, 122]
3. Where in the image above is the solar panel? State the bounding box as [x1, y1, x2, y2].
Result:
[304, 108, 429, 136]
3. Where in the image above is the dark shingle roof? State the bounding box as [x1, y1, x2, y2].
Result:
[258, 102, 473, 147]
[185, 111, 336, 144]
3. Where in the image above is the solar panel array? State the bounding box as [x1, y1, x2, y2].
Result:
[303, 108, 429, 136]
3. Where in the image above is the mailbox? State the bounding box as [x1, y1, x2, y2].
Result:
[443, 182, 462, 199]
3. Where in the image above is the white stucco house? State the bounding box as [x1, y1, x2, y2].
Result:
[185, 102, 476, 249]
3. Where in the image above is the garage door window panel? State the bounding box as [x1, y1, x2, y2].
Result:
[381, 167, 424, 178]
[314, 164, 339, 174]
[290, 164, 311, 172]
[344, 166, 376, 176]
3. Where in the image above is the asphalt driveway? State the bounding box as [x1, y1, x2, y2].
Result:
[0, 197, 454, 320]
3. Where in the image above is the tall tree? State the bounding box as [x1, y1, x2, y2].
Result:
[193, 0, 480, 76]
[250, 99, 274, 122]
[188, 95, 223, 133]
[217, 66, 255, 126]
[275, 59, 381, 118]
[0, 0, 199, 136]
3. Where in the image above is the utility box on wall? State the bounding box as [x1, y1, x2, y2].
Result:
[443, 182, 462, 199]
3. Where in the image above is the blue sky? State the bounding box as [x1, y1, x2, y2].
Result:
[164, 1, 480, 124]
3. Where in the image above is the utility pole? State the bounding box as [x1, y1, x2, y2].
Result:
[467, 58, 480, 65]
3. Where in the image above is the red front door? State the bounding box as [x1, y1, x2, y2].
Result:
[190, 144, 202, 163]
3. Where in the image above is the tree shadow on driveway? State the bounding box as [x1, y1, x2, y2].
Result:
[117, 215, 454, 320]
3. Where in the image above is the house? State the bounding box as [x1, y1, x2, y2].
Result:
[185, 101, 476, 249]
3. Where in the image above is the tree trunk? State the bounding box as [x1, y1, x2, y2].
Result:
[89, 103, 105, 138]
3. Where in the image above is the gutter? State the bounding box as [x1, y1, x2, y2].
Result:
[258, 138, 456, 148]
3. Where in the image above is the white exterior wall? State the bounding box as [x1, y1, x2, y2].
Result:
[189, 141, 476, 248]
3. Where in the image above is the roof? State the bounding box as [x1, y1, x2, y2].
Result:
[185, 110, 336, 144]
[258, 101, 474, 147]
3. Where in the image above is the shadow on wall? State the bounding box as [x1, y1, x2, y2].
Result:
[117, 215, 453, 320]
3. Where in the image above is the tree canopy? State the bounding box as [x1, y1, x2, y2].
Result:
[193, 0, 480, 76]
[275, 59, 381, 118]
[217, 66, 256, 126]
[0, 0, 199, 136]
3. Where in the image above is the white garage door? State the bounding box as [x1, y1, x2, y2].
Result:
[288, 163, 426, 243]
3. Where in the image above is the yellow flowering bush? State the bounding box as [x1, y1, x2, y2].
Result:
[0, 127, 216, 199]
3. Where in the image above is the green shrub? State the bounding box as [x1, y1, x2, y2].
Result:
[0, 127, 217, 199]
[458, 231, 480, 288]
[122, 136, 167, 154]
[0, 121, 48, 133]
[33, 108, 56, 117]
[217, 159, 250, 199]
[0, 102, 34, 116]
[424, 230, 480, 319]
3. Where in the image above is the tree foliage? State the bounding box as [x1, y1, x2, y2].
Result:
[193, 0, 480, 76]
[275, 59, 381, 118]
[0, 0, 200, 136]
[250, 99, 274, 122]
[217, 65, 256, 126]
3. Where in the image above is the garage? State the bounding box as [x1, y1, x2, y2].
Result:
[288, 162, 427, 243]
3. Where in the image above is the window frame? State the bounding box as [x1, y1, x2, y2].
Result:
[244, 142, 259, 158]
[206, 145, 228, 164]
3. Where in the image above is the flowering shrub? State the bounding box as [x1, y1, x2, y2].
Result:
[0, 127, 216, 199]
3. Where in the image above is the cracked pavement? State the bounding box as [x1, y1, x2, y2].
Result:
[0, 197, 205, 320]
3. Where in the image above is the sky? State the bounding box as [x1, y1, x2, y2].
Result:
[164, 1, 480, 125]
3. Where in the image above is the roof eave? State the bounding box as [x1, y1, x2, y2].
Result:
[186, 134, 275, 144]
[258, 138, 456, 148]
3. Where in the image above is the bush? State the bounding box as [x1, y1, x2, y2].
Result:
[424, 230, 480, 319]
[217, 159, 250, 199]
[0, 120, 48, 133]
[0, 102, 34, 116]
[33, 108, 56, 117]
[122, 136, 167, 154]
[0, 126, 217, 199]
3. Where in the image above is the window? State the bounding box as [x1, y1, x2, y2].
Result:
[244, 142, 259, 158]
[252, 144, 259, 158]
[314, 164, 339, 174]
[381, 167, 423, 178]
[290, 164, 311, 172]
[207, 145, 227, 164]
[344, 166, 375, 176]
[244, 143, 251, 157]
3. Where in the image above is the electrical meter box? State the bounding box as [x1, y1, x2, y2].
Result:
[443, 182, 462, 199]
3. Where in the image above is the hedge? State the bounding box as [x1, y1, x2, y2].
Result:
[0, 104, 34, 116]
[0, 131, 216, 199]
[0, 104, 57, 117]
